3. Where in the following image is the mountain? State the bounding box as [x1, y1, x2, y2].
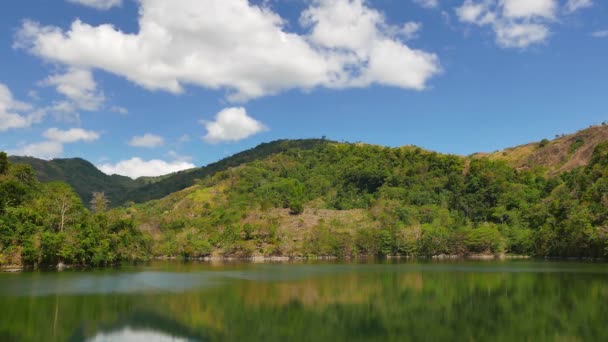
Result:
[475, 124, 608, 174]
[7, 156, 141, 206]
[9, 125, 608, 207]
[120, 132, 608, 260]
[8, 139, 329, 207]
[113, 138, 330, 205]
[4, 127, 608, 267]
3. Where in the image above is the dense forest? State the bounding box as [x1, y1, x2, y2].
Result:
[0, 152, 150, 267]
[2, 128, 608, 267]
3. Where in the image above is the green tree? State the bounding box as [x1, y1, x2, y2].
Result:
[0, 151, 8, 175]
[39, 182, 84, 232]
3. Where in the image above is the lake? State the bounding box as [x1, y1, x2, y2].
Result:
[1, 260, 607, 341]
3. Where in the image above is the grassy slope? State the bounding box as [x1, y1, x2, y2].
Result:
[476, 124, 608, 174]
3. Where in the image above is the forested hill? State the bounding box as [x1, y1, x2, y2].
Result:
[113, 139, 329, 205]
[3, 127, 608, 267]
[9, 125, 608, 208]
[7, 156, 140, 206]
[8, 139, 330, 207]
[121, 135, 608, 260]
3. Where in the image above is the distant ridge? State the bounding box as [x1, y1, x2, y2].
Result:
[7, 125, 608, 207]
[7, 156, 140, 205]
[9, 139, 330, 207]
[476, 124, 608, 174]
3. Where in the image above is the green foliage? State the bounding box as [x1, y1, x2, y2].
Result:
[464, 225, 505, 254]
[5, 137, 608, 265]
[569, 138, 585, 154]
[0, 152, 8, 175]
[0, 154, 150, 267]
[539, 139, 550, 148]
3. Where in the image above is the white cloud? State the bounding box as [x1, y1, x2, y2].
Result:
[202, 107, 267, 144]
[591, 30, 608, 38]
[9, 141, 63, 159]
[456, 1, 488, 23]
[128, 133, 165, 148]
[43, 127, 100, 143]
[16, 0, 440, 101]
[456, 0, 553, 48]
[564, 0, 593, 13]
[0, 83, 45, 131]
[501, 0, 557, 19]
[301, 0, 440, 90]
[495, 22, 550, 48]
[413, 0, 439, 9]
[455, 0, 593, 48]
[66, 0, 122, 10]
[98, 158, 195, 178]
[42, 68, 105, 112]
[398, 22, 423, 40]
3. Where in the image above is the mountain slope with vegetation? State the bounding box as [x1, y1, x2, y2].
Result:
[122, 138, 608, 260]
[9, 139, 329, 208]
[3, 127, 608, 268]
[7, 156, 141, 206]
[478, 124, 608, 174]
[113, 139, 330, 205]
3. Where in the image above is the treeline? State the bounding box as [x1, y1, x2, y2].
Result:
[3, 139, 608, 266]
[136, 141, 608, 259]
[0, 152, 150, 267]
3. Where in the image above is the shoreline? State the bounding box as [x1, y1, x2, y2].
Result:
[7, 254, 608, 273]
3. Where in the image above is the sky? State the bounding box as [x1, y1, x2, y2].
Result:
[0, 0, 607, 179]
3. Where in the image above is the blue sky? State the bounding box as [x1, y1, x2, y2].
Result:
[0, 0, 606, 178]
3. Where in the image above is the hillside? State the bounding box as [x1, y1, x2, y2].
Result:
[114, 139, 330, 205]
[10, 126, 608, 209]
[478, 124, 608, 174]
[7, 156, 141, 206]
[120, 138, 608, 259]
[3, 130, 608, 267]
[8, 139, 329, 207]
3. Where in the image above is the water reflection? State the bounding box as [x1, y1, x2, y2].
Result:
[1, 260, 607, 341]
[86, 328, 192, 342]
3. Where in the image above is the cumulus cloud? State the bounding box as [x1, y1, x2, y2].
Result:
[456, 0, 594, 48]
[41, 68, 105, 113]
[8, 141, 64, 160]
[9, 126, 100, 159]
[0, 83, 45, 131]
[202, 107, 267, 144]
[128, 133, 165, 148]
[399, 22, 423, 40]
[501, 0, 556, 19]
[98, 158, 195, 178]
[16, 0, 440, 101]
[456, 0, 554, 48]
[413, 0, 439, 9]
[66, 0, 122, 10]
[43, 127, 100, 143]
[564, 0, 593, 13]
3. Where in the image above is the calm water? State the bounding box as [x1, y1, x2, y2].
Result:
[1, 260, 607, 341]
